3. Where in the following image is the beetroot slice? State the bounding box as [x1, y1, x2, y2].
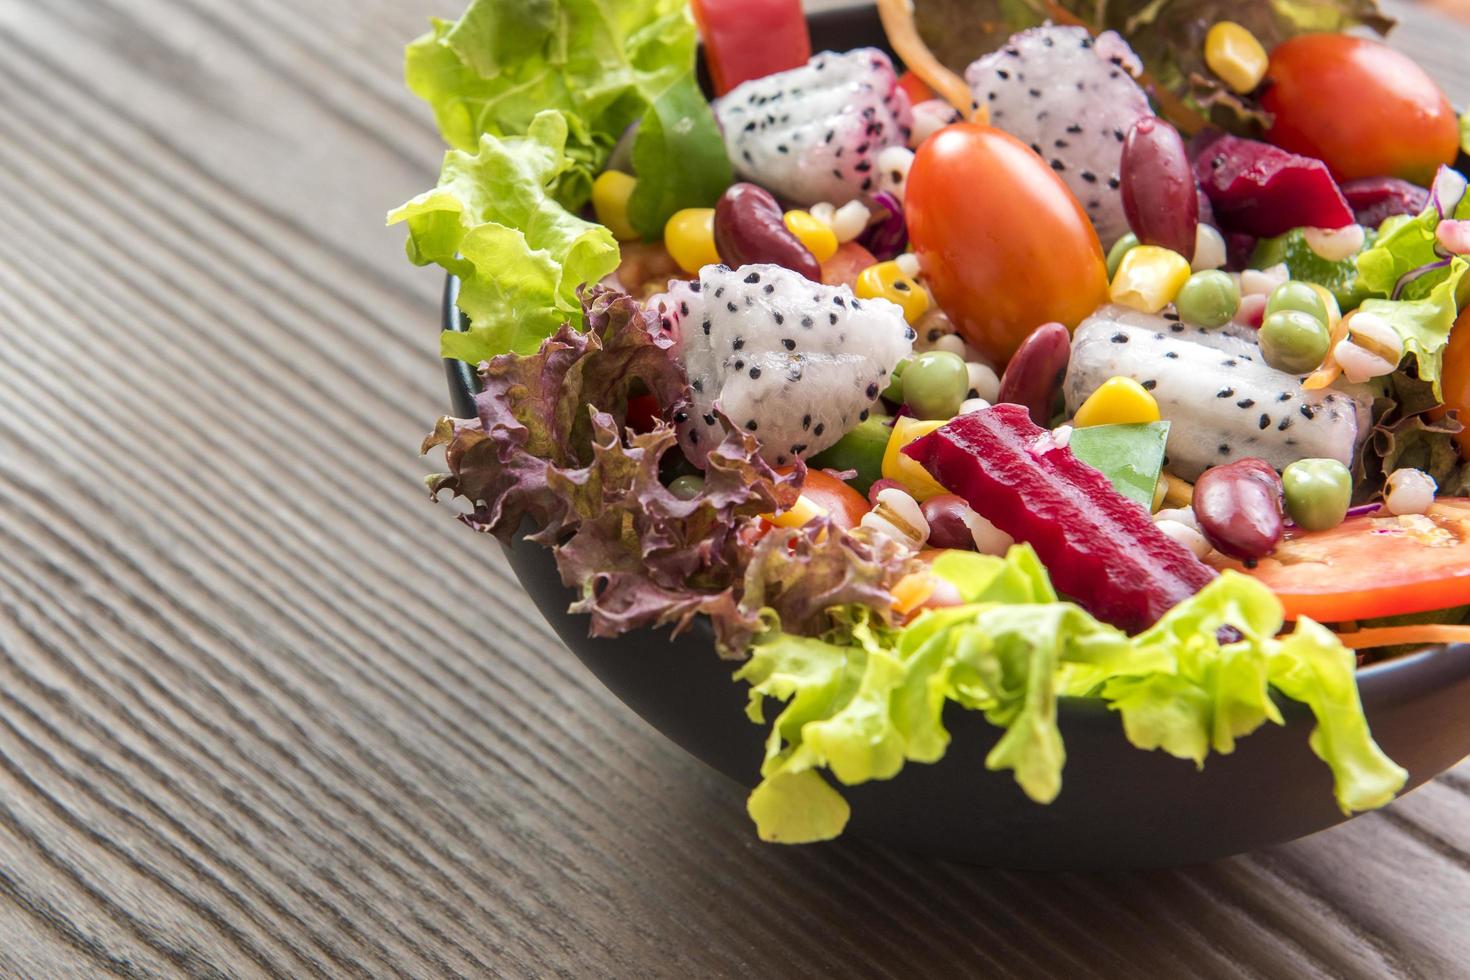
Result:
[903, 405, 1217, 633]
[1340, 176, 1430, 228]
[1192, 131, 1353, 238]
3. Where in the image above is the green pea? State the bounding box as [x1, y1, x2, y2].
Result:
[668, 475, 705, 500]
[903, 350, 969, 420]
[1107, 233, 1140, 279]
[1266, 281, 1329, 325]
[1174, 270, 1240, 328]
[1282, 458, 1352, 531]
[1260, 310, 1331, 374]
[883, 358, 909, 403]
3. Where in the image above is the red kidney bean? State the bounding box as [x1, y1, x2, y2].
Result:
[1121, 117, 1200, 258]
[867, 478, 905, 507]
[1193, 458, 1284, 561]
[997, 322, 1070, 426]
[921, 494, 978, 550]
[1224, 231, 1258, 272]
[714, 183, 822, 280]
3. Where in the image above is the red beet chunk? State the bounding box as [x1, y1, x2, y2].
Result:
[1340, 176, 1430, 228]
[904, 405, 1217, 633]
[1192, 131, 1353, 238]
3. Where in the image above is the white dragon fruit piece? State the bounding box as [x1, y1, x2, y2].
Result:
[967, 26, 1153, 247]
[651, 264, 914, 468]
[1064, 306, 1372, 481]
[714, 48, 914, 207]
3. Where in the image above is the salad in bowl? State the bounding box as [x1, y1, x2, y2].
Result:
[397, 0, 1470, 858]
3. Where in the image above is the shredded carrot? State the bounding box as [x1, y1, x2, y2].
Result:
[1161, 472, 1194, 508]
[876, 0, 978, 119]
[1303, 309, 1353, 390]
[1332, 625, 1470, 650]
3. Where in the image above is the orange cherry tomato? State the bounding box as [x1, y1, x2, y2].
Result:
[820, 241, 878, 290]
[1207, 499, 1470, 621]
[1262, 35, 1459, 186]
[1436, 307, 1470, 459]
[798, 468, 871, 530]
[906, 124, 1110, 365]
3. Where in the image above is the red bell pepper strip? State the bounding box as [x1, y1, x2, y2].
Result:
[690, 0, 812, 96]
[904, 405, 1217, 633]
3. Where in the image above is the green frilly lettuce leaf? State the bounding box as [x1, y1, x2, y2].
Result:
[398, 0, 732, 360]
[1353, 192, 1470, 399]
[405, 0, 699, 209]
[736, 547, 1406, 844]
[1357, 260, 1469, 400]
[389, 112, 620, 360]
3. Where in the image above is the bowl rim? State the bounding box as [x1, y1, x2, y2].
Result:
[434, 1, 1470, 691]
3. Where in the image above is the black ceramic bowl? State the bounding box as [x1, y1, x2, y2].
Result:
[439, 4, 1470, 870]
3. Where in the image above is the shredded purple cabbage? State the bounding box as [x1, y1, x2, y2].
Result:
[1392, 255, 1453, 300]
[859, 192, 908, 261]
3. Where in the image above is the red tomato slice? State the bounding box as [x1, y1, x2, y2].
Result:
[690, 0, 811, 96]
[1207, 499, 1470, 621]
[800, 469, 871, 530]
[897, 70, 935, 105]
[820, 241, 878, 290]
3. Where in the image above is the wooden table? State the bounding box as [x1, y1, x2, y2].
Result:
[0, 1, 1466, 975]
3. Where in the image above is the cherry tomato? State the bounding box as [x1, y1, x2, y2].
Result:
[1207, 499, 1470, 621]
[1262, 35, 1459, 186]
[906, 124, 1110, 365]
[820, 241, 878, 290]
[690, 0, 811, 96]
[1436, 307, 1470, 458]
[798, 469, 871, 530]
[898, 70, 935, 105]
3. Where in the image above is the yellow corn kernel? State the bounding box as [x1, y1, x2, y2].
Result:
[856, 260, 931, 323]
[592, 170, 640, 242]
[765, 494, 829, 529]
[1109, 245, 1192, 314]
[784, 210, 840, 263]
[1205, 22, 1269, 95]
[1073, 376, 1161, 428]
[664, 208, 721, 274]
[882, 417, 949, 501]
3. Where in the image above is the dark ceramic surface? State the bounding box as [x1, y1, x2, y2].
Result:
[439, 5, 1470, 869]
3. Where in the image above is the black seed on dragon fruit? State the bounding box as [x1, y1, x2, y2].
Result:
[714, 49, 914, 207]
[650, 264, 913, 468]
[966, 26, 1152, 247]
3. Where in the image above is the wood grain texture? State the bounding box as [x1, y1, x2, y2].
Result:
[0, 0, 1465, 975]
